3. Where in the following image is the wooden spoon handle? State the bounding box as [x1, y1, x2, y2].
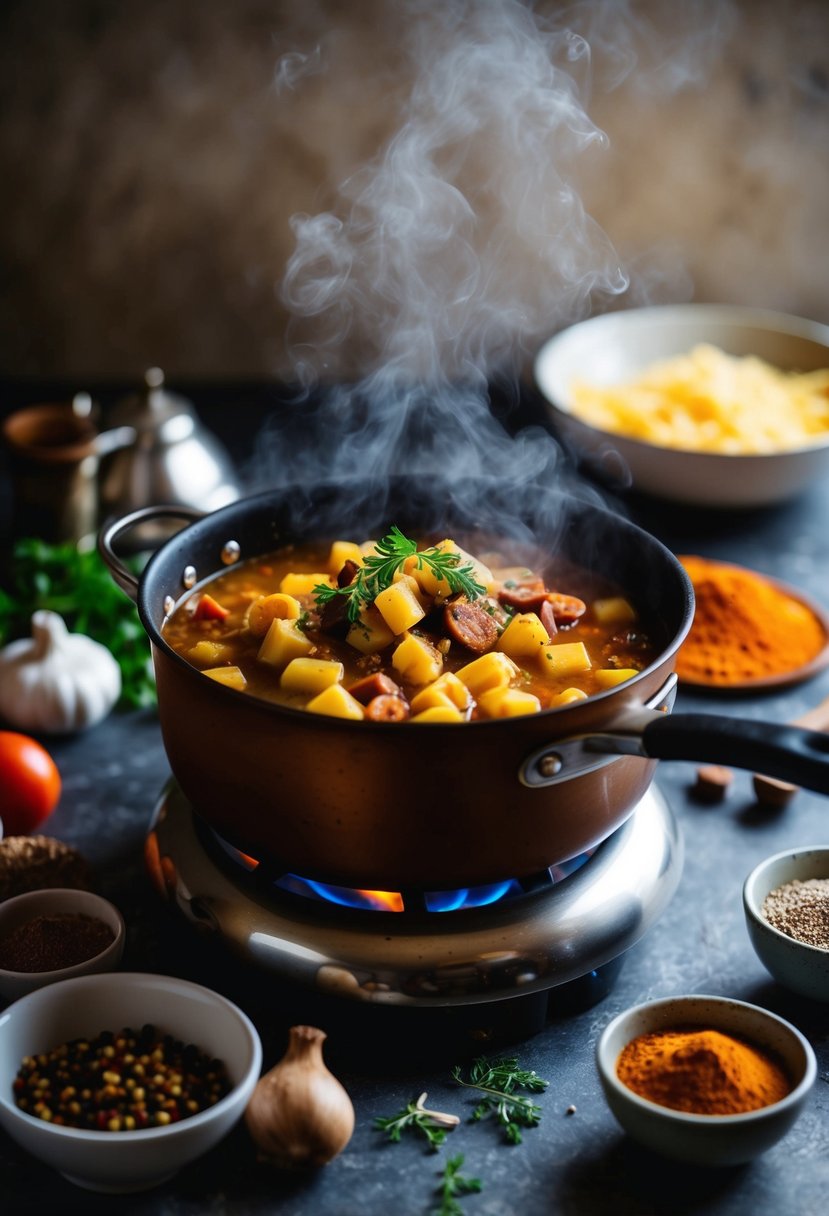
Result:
[753, 693, 829, 805]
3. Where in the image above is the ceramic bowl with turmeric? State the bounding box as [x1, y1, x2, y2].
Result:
[596, 994, 817, 1165]
[534, 304, 829, 507]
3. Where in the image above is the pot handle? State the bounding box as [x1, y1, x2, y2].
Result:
[521, 705, 829, 795]
[98, 505, 204, 601]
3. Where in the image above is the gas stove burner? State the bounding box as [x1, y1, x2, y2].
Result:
[147, 780, 682, 1009]
[208, 829, 596, 914]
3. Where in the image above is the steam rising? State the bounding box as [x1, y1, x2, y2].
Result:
[252, 0, 732, 509]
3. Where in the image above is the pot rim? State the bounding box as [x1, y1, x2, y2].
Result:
[133, 485, 695, 731]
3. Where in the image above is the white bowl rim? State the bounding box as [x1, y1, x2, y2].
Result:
[0, 971, 263, 1141]
[597, 993, 818, 1123]
[743, 846, 829, 957]
[534, 303, 829, 459]
[0, 888, 125, 981]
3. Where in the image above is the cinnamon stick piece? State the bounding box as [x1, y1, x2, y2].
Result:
[753, 694, 829, 807]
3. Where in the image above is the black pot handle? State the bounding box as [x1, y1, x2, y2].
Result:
[521, 706, 829, 795]
[98, 505, 204, 601]
[641, 713, 829, 792]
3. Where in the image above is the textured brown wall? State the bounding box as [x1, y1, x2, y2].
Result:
[1, 0, 827, 382]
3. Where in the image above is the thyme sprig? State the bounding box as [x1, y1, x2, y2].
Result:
[434, 1154, 482, 1216]
[314, 526, 485, 622]
[373, 1092, 460, 1152]
[451, 1056, 548, 1145]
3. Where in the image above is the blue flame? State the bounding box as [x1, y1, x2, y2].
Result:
[424, 880, 520, 912]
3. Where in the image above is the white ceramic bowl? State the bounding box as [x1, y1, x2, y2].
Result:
[534, 304, 829, 507]
[743, 846, 829, 1002]
[596, 994, 816, 1165]
[0, 971, 262, 1192]
[0, 887, 125, 1002]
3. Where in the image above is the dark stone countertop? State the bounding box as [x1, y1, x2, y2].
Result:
[1, 383, 828, 1216]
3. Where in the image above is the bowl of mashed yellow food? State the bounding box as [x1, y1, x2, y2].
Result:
[534, 305, 829, 507]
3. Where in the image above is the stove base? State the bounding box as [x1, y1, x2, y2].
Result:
[147, 779, 682, 1024]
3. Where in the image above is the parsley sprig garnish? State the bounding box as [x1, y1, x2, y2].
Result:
[373, 1091, 460, 1151]
[434, 1154, 482, 1216]
[314, 526, 485, 622]
[451, 1056, 548, 1144]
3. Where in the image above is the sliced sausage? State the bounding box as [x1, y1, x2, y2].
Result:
[545, 592, 587, 625]
[319, 594, 351, 638]
[365, 694, 410, 722]
[337, 559, 360, 589]
[539, 599, 559, 638]
[444, 597, 498, 653]
[348, 672, 405, 704]
[497, 580, 547, 611]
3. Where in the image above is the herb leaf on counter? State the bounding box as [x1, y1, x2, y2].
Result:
[0, 538, 156, 709]
[373, 1092, 460, 1151]
[434, 1154, 483, 1216]
[451, 1056, 548, 1144]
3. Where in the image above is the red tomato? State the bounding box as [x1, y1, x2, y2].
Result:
[0, 731, 62, 835]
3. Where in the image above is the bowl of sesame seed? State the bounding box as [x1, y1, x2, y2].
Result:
[743, 846, 829, 1003]
[0, 971, 262, 1192]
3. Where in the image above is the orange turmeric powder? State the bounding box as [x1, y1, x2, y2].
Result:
[676, 556, 827, 687]
[616, 1027, 791, 1115]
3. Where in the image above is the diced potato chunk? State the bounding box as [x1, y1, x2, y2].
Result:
[188, 640, 230, 666]
[305, 683, 365, 720]
[375, 577, 426, 634]
[203, 666, 247, 690]
[550, 687, 589, 707]
[410, 672, 473, 714]
[410, 705, 464, 723]
[593, 596, 637, 625]
[392, 633, 443, 685]
[328, 541, 363, 576]
[456, 651, 519, 696]
[478, 687, 542, 718]
[359, 539, 380, 557]
[497, 612, 550, 660]
[594, 667, 640, 688]
[539, 641, 591, 679]
[346, 607, 396, 655]
[279, 572, 333, 597]
[258, 618, 314, 668]
[281, 657, 344, 695]
[247, 592, 301, 636]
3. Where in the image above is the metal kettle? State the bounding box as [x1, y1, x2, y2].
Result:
[98, 368, 240, 518]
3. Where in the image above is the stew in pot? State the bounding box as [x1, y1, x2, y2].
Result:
[162, 528, 661, 721]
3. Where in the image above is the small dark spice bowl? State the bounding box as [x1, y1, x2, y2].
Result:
[0, 888, 125, 1002]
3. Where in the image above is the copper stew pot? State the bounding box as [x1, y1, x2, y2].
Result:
[99, 480, 829, 890]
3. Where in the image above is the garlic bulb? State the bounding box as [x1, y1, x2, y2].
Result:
[0, 610, 121, 734]
[244, 1025, 355, 1168]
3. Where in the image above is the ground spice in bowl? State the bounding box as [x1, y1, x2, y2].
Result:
[761, 878, 829, 950]
[616, 1026, 791, 1114]
[675, 556, 828, 689]
[0, 913, 115, 973]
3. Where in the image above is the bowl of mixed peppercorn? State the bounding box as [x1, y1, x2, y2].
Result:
[743, 845, 829, 1002]
[0, 887, 125, 1002]
[0, 971, 262, 1192]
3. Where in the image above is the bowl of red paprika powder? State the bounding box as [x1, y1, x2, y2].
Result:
[0, 887, 125, 1002]
[596, 994, 817, 1165]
